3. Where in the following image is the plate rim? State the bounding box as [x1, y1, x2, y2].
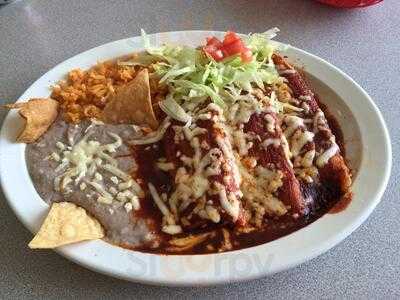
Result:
[0, 30, 392, 286]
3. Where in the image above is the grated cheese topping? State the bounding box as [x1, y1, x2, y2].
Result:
[316, 137, 339, 167]
[50, 128, 142, 211]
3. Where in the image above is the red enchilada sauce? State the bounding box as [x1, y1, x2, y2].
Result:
[129, 107, 351, 254]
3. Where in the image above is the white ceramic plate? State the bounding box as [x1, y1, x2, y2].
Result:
[0, 31, 391, 286]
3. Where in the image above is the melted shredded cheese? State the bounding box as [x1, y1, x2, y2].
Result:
[264, 113, 276, 133]
[316, 138, 339, 167]
[301, 149, 316, 168]
[130, 118, 171, 145]
[291, 130, 314, 157]
[148, 183, 172, 218]
[156, 162, 175, 171]
[233, 131, 253, 156]
[216, 135, 241, 187]
[100, 164, 129, 181]
[215, 182, 240, 222]
[283, 115, 304, 138]
[262, 138, 281, 148]
[53, 132, 122, 192]
[205, 205, 221, 223]
[162, 225, 182, 235]
[88, 181, 113, 203]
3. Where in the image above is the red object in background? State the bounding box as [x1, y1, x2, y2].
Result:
[317, 0, 383, 8]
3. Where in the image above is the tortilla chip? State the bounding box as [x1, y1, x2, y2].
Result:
[102, 68, 159, 129]
[4, 98, 59, 143]
[28, 202, 104, 249]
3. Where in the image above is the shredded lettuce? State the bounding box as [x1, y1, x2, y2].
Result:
[245, 28, 279, 63]
[159, 94, 192, 126]
[268, 91, 284, 114]
[137, 29, 281, 121]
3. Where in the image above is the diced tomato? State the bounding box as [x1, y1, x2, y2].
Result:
[203, 31, 253, 63]
[204, 45, 224, 61]
[221, 39, 245, 56]
[204, 45, 217, 52]
[212, 49, 224, 61]
[241, 48, 253, 63]
[206, 36, 223, 48]
[223, 31, 240, 46]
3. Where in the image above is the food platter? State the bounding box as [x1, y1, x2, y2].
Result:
[0, 30, 391, 285]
